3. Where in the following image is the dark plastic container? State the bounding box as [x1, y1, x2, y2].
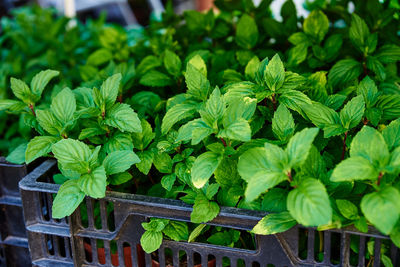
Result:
[0, 157, 31, 267]
[20, 160, 399, 267]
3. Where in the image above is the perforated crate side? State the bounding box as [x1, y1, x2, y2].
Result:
[0, 157, 31, 267]
[20, 160, 400, 267]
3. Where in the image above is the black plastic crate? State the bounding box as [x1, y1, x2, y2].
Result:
[20, 160, 400, 267]
[0, 157, 31, 267]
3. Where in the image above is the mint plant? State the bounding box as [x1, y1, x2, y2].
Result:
[1, 1, 400, 264]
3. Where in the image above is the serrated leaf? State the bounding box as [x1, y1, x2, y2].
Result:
[330, 157, 379, 182]
[164, 49, 182, 77]
[161, 101, 199, 135]
[50, 88, 76, 125]
[361, 186, 400, 235]
[272, 104, 295, 142]
[52, 179, 85, 219]
[190, 193, 220, 223]
[100, 73, 122, 108]
[287, 178, 332, 226]
[191, 152, 223, 188]
[236, 14, 258, 49]
[339, 95, 365, 130]
[105, 103, 141, 133]
[264, 54, 285, 91]
[103, 150, 140, 175]
[139, 70, 174, 87]
[30, 69, 59, 96]
[303, 10, 329, 42]
[286, 128, 319, 167]
[77, 166, 107, 198]
[252, 212, 296, 235]
[25, 136, 59, 164]
[350, 126, 389, 168]
[52, 139, 91, 173]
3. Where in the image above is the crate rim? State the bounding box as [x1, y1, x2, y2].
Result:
[19, 159, 390, 240]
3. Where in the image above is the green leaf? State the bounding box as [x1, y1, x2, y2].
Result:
[140, 231, 163, 253]
[109, 172, 132, 185]
[163, 221, 188, 241]
[103, 150, 140, 175]
[87, 49, 113, 66]
[0, 99, 25, 112]
[330, 157, 379, 182]
[161, 101, 199, 135]
[36, 109, 60, 135]
[161, 173, 176, 191]
[6, 143, 27, 164]
[191, 152, 223, 188]
[235, 14, 258, 49]
[100, 73, 122, 108]
[357, 76, 379, 107]
[50, 88, 76, 125]
[303, 102, 342, 137]
[153, 152, 173, 173]
[77, 166, 107, 198]
[361, 186, 400, 234]
[104, 132, 133, 153]
[328, 59, 363, 88]
[136, 55, 162, 75]
[190, 193, 220, 223]
[264, 54, 285, 91]
[272, 104, 295, 142]
[139, 70, 174, 87]
[185, 58, 210, 101]
[214, 157, 241, 189]
[52, 179, 85, 218]
[278, 89, 312, 114]
[52, 139, 91, 173]
[164, 49, 182, 77]
[261, 188, 287, 213]
[10, 78, 33, 103]
[245, 172, 287, 202]
[132, 119, 155, 150]
[286, 128, 319, 168]
[287, 178, 332, 226]
[188, 224, 206, 242]
[136, 150, 154, 175]
[105, 103, 142, 133]
[25, 136, 59, 164]
[349, 13, 370, 52]
[354, 217, 368, 233]
[219, 118, 251, 142]
[350, 126, 390, 168]
[303, 10, 329, 42]
[202, 87, 225, 124]
[336, 199, 359, 220]
[383, 119, 400, 151]
[205, 183, 220, 199]
[339, 95, 365, 129]
[30, 69, 59, 96]
[176, 119, 213, 145]
[245, 56, 260, 81]
[376, 44, 400, 64]
[252, 212, 296, 235]
[390, 221, 400, 248]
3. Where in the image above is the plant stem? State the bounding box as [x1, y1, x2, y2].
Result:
[341, 131, 348, 160]
[118, 94, 123, 103]
[148, 171, 156, 185]
[271, 94, 277, 111]
[29, 104, 36, 116]
[287, 171, 293, 182]
[220, 137, 227, 147]
[377, 172, 383, 186]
